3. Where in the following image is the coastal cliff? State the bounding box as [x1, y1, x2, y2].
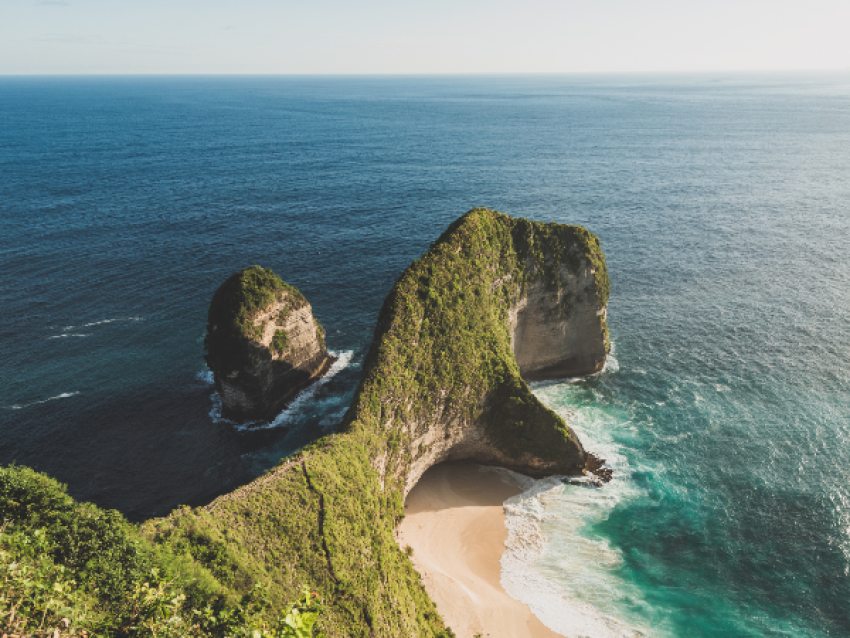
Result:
[343, 208, 609, 495]
[510, 262, 608, 380]
[205, 266, 333, 421]
[144, 208, 610, 637]
[0, 209, 610, 638]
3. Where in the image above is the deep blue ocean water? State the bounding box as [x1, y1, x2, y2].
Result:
[2, 74, 849, 636]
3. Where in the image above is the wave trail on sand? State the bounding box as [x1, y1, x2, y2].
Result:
[494, 375, 655, 638]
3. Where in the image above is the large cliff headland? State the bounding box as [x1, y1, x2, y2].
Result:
[0, 208, 609, 637]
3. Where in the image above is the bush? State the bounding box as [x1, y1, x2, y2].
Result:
[0, 465, 325, 637]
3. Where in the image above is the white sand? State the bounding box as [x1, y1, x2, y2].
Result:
[397, 463, 562, 638]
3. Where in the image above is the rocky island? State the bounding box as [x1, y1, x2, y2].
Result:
[148, 208, 610, 634]
[0, 208, 610, 638]
[204, 266, 334, 421]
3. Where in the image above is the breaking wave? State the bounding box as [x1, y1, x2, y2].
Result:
[494, 371, 654, 638]
[48, 316, 143, 339]
[206, 350, 354, 431]
[8, 391, 81, 410]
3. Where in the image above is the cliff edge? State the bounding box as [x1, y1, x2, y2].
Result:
[341, 207, 609, 494]
[145, 209, 610, 637]
[205, 266, 333, 421]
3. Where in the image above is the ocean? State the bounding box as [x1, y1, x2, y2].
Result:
[2, 73, 849, 636]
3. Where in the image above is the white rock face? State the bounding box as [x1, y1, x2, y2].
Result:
[510, 263, 608, 380]
[216, 292, 332, 422]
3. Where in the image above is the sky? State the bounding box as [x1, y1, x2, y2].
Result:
[1, 0, 849, 75]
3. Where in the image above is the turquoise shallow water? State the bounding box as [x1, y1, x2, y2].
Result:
[2, 74, 849, 635]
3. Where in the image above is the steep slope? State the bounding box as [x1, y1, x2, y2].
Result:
[143, 207, 610, 637]
[343, 207, 609, 494]
[205, 266, 333, 421]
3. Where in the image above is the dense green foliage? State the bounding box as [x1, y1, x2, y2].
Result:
[271, 329, 290, 355]
[4, 209, 606, 637]
[142, 440, 453, 638]
[205, 266, 307, 373]
[342, 208, 607, 480]
[0, 465, 326, 637]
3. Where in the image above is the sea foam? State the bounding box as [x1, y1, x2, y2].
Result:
[494, 368, 653, 638]
[207, 350, 354, 431]
[8, 391, 81, 410]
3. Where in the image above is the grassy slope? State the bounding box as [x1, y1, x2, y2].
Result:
[2, 209, 608, 637]
[145, 208, 609, 636]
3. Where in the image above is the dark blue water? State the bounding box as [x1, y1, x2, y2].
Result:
[2, 74, 849, 636]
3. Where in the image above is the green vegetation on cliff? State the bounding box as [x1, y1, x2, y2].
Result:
[205, 266, 307, 373]
[342, 208, 607, 480]
[144, 208, 607, 636]
[0, 465, 324, 637]
[2, 209, 608, 638]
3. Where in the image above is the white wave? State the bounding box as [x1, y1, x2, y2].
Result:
[492, 380, 652, 638]
[62, 316, 143, 331]
[318, 404, 351, 429]
[47, 333, 92, 339]
[196, 369, 215, 384]
[209, 350, 354, 430]
[528, 341, 618, 391]
[602, 348, 620, 374]
[8, 391, 81, 410]
[500, 475, 646, 638]
[247, 350, 354, 431]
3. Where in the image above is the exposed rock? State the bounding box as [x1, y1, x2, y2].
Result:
[510, 263, 608, 380]
[204, 266, 334, 422]
[340, 208, 611, 497]
[584, 452, 613, 482]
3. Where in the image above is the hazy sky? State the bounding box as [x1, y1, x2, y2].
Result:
[1, 0, 849, 75]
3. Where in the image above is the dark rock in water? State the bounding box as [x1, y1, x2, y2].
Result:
[204, 265, 334, 422]
[584, 452, 613, 482]
[563, 475, 604, 488]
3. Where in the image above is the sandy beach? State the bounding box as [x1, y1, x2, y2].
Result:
[397, 463, 562, 638]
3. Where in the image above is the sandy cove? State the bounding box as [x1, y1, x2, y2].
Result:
[396, 463, 562, 638]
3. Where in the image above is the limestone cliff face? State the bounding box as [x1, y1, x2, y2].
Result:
[205, 266, 332, 422]
[396, 405, 585, 498]
[341, 208, 610, 497]
[148, 210, 611, 638]
[510, 262, 608, 380]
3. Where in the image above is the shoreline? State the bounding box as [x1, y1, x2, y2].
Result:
[396, 463, 563, 638]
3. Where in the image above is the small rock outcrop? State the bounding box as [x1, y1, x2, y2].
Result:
[204, 266, 333, 422]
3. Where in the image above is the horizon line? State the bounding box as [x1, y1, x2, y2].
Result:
[2, 67, 849, 79]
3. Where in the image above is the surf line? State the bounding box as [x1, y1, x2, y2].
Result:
[206, 350, 355, 431]
[8, 391, 81, 410]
